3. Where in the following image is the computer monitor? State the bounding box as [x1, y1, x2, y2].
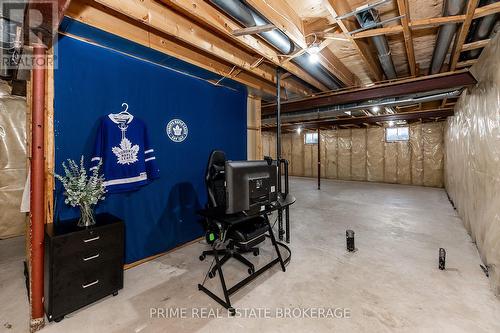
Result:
[225, 160, 278, 214]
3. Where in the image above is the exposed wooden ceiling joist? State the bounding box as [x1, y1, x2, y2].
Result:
[461, 38, 490, 52]
[232, 24, 275, 37]
[317, 47, 359, 87]
[159, 0, 328, 91]
[396, 0, 416, 77]
[244, 0, 307, 49]
[93, 0, 314, 96]
[351, 16, 466, 39]
[65, 0, 284, 96]
[262, 70, 476, 115]
[474, 1, 500, 19]
[349, 3, 500, 40]
[324, 0, 384, 82]
[449, 0, 480, 71]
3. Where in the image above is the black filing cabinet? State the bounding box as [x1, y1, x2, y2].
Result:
[44, 213, 124, 322]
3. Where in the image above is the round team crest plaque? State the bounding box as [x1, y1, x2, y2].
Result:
[166, 119, 188, 143]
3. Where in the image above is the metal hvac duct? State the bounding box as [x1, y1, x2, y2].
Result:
[210, 0, 343, 90]
[357, 9, 397, 79]
[462, 0, 499, 59]
[429, 0, 467, 75]
[261, 89, 462, 124]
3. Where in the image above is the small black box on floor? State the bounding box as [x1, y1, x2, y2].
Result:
[439, 248, 446, 270]
[346, 230, 355, 252]
[44, 214, 124, 322]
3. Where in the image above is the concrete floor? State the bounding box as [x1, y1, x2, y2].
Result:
[2, 178, 500, 332]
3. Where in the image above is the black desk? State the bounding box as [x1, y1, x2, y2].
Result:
[197, 194, 295, 314]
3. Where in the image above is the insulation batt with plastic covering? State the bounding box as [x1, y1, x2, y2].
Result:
[261, 122, 445, 187]
[445, 34, 500, 295]
[0, 81, 27, 238]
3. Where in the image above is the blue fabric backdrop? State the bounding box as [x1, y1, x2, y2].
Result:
[54, 26, 247, 264]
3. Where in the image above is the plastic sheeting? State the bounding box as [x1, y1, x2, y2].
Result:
[262, 122, 445, 187]
[0, 83, 27, 239]
[445, 34, 500, 295]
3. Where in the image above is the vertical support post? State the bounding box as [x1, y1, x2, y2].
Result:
[317, 127, 321, 190]
[276, 67, 282, 171]
[30, 44, 46, 332]
[276, 67, 284, 240]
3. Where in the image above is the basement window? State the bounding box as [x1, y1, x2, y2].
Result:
[304, 132, 318, 145]
[386, 126, 409, 142]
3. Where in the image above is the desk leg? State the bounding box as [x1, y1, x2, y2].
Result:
[213, 247, 232, 307]
[278, 209, 284, 241]
[266, 216, 286, 272]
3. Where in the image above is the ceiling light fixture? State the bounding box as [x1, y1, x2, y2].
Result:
[297, 126, 302, 134]
[309, 53, 319, 63]
[372, 106, 380, 113]
[388, 121, 395, 127]
[308, 44, 321, 55]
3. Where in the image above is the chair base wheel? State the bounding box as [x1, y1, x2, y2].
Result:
[253, 249, 259, 256]
[248, 267, 254, 275]
[199, 254, 206, 261]
[208, 271, 215, 278]
[228, 307, 236, 316]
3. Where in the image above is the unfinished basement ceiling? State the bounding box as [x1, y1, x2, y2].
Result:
[62, 0, 499, 127]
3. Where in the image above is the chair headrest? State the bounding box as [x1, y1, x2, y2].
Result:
[206, 150, 226, 181]
[209, 150, 226, 167]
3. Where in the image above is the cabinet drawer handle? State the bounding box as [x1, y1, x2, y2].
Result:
[83, 254, 100, 261]
[83, 236, 100, 243]
[82, 280, 99, 289]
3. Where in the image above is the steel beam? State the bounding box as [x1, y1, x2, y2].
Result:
[262, 71, 476, 115]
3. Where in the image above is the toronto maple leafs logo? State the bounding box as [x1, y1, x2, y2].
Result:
[112, 137, 139, 165]
[166, 119, 188, 143]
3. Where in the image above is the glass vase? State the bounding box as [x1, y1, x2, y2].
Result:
[78, 203, 96, 227]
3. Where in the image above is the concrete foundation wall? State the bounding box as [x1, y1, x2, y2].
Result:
[445, 34, 500, 295]
[262, 122, 445, 187]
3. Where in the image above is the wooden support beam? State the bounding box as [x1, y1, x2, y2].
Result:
[461, 38, 490, 51]
[410, 15, 466, 29]
[473, 1, 500, 19]
[456, 59, 477, 68]
[160, 0, 328, 91]
[341, 2, 500, 40]
[450, 0, 480, 71]
[244, 0, 307, 49]
[318, 47, 359, 87]
[324, 0, 383, 82]
[93, 0, 311, 96]
[232, 24, 275, 36]
[66, 1, 281, 96]
[352, 25, 403, 39]
[351, 15, 467, 40]
[397, 0, 416, 77]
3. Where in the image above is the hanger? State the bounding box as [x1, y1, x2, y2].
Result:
[119, 102, 131, 116]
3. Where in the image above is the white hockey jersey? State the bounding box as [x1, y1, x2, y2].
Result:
[91, 113, 160, 193]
